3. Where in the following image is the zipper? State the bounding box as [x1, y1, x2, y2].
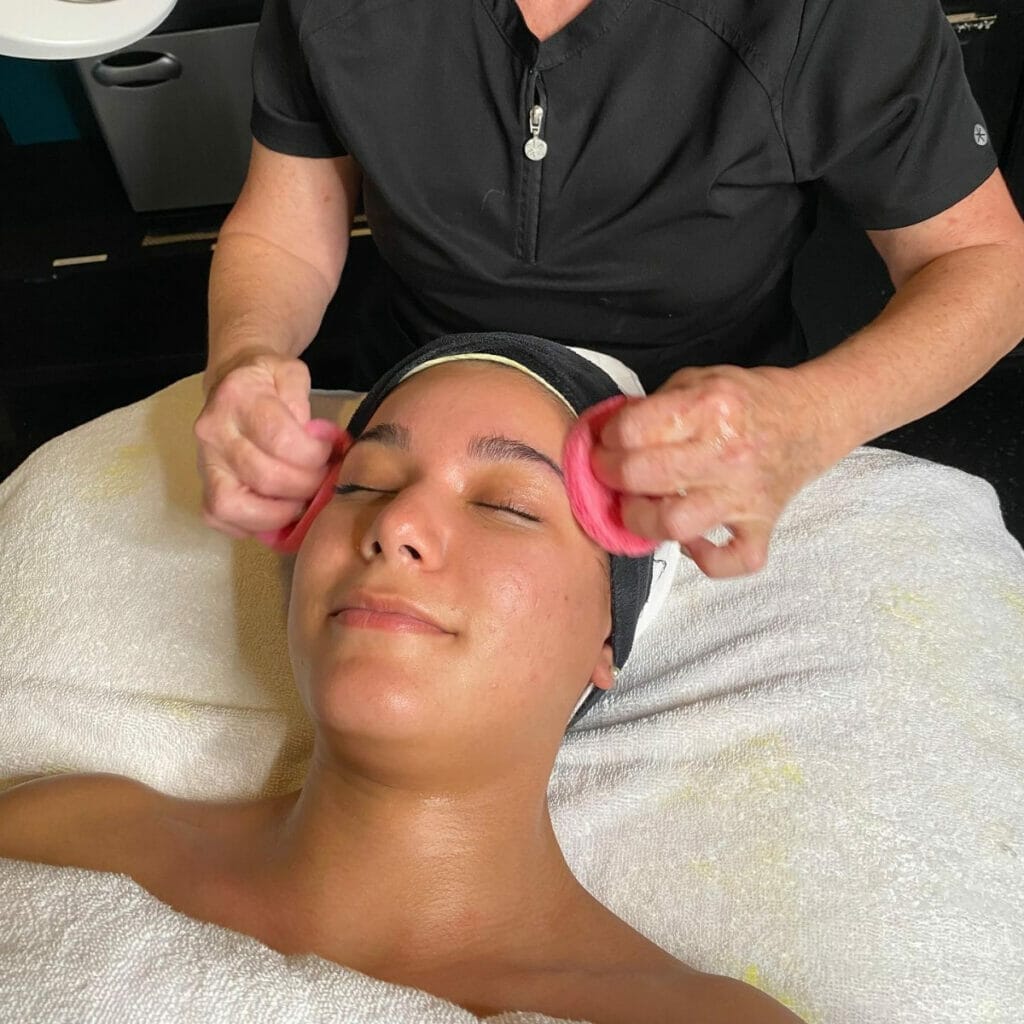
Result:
[525, 104, 547, 161]
[515, 68, 547, 263]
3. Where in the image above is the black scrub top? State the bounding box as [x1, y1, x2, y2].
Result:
[250, 0, 997, 390]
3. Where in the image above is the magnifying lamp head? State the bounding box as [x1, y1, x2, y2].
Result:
[0, 0, 178, 60]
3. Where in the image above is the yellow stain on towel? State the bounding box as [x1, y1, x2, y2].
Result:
[151, 697, 199, 722]
[741, 964, 820, 1024]
[972, 998, 1012, 1023]
[875, 587, 953, 679]
[662, 737, 809, 1014]
[687, 857, 721, 883]
[877, 582, 1023, 759]
[881, 589, 933, 627]
[686, 840, 790, 885]
[741, 734, 806, 793]
[661, 732, 805, 811]
[86, 443, 155, 500]
[1001, 588, 1024, 617]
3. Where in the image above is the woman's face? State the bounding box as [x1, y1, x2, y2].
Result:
[288, 361, 613, 762]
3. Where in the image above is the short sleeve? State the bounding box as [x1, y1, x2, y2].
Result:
[250, 0, 348, 158]
[782, 0, 997, 229]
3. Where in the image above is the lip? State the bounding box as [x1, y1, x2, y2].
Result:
[330, 590, 452, 635]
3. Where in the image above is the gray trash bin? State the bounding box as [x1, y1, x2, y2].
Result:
[75, 20, 258, 211]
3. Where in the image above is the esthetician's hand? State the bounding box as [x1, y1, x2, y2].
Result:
[194, 349, 335, 539]
[589, 364, 846, 578]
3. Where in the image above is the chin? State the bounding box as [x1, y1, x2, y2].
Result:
[305, 656, 440, 739]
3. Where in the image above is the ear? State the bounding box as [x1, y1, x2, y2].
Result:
[589, 642, 618, 692]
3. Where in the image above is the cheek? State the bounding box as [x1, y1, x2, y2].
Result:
[286, 571, 318, 705]
[287, 515, 349, 679]
[474, 551, 606, 670]
[487, 565, 550, 647]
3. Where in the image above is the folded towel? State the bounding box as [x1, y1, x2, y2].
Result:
[1, 373, 1022, 1023]
[0, 856, 580, 1024]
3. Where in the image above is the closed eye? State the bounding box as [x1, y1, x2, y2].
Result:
[335, 483, 390, 496]
[336, 484, 541, 523]
[481, 502, 541, 523]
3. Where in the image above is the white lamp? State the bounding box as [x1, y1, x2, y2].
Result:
[0, 0, 179, 60]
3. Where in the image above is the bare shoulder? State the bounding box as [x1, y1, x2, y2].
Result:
[667, 967, 808, 1024]
[492, 958, 808, 1024]
[554, 906, 807, 1023]
[0, 772, 167, 872]
[594, 960, 807, 1024]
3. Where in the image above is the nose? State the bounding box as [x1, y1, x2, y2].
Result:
[358, 486, 446, 568]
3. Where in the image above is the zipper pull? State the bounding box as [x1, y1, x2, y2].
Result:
[524, 104, 548, 161]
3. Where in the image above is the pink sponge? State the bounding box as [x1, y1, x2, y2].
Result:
[255, 419, 352, 554]
[563, 395, 657, 556]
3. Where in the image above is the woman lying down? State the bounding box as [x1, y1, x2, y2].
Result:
[0, 334, 805, 1024]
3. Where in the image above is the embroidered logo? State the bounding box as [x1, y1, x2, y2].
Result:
[974, 123, 989, 146]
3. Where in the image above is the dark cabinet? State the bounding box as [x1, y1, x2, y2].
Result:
[943, 2, 1024, 207]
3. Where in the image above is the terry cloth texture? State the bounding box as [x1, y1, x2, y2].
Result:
[1, 375, 1022, 1023]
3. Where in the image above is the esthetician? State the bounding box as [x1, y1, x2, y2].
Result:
[194, 0, 1024, 577]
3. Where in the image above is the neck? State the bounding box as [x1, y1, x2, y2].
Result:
[516, 0, 596, 42]
[252, 747, 593, 979]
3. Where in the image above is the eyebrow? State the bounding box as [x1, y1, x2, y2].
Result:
[469, 435, 565, 483]
[354, 423, 565, 483]
[357, 423, 409, 449]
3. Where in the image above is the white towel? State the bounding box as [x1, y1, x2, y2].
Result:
[0, 856, 579, 1024]
[1, 373, 1022, 1024]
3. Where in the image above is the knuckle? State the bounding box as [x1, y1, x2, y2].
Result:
[699, 377, 744, 420]
[232, 442, 272, 494]
[661, 499, 700, 538]
[194, 409, 226, 448]
[193, 414, 212, 445]
[200, 506, 223, 530]
[617, 454, 646, 493]
[286, 359, 311, 388]
[204, 481, 236, 521]
[720, 437, 757, 469]
[713, 390, 744, 423]
[741, 545, 767, 573]
[591, 447, 623, 488]
[247, 461, 280, 496]
[214, 371, 245, 403]
[654, 446, 684, 481]
[206, 495, 231, 521]
[252, 396, 288, 444]
[261, 421, 291, 459]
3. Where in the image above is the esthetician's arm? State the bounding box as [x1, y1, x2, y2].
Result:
[595, 169, 1024, 578]
[801, 167, 1024, 461]
[195, 141, 362, 539]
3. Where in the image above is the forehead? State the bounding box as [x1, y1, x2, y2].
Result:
[370, 361, 576, 439]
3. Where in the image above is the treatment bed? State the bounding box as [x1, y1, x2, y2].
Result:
[0, 374, 1021, 1023]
